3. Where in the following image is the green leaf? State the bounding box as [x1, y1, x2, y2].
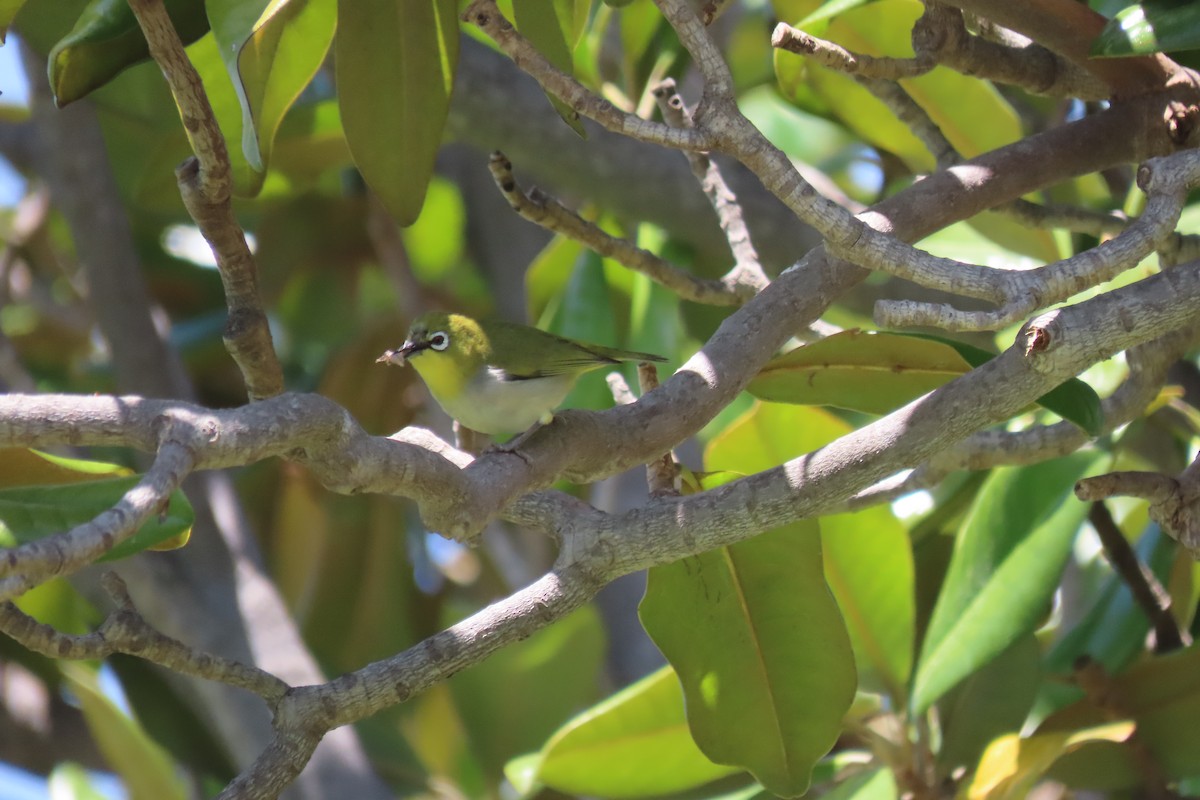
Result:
[513, 0, 587, 135]
[1092, 1, 1200, 56]
[337, 0, 459, 225]
[912, 452, 1107, 713]
[748, 330, 1104, 434]
[822, 505, 915, 702]
[515, 665, 743, 797]
[61, 663, 189, 800]
[269, 99, 352, 187]
[642, 409, 858, 797]
[640, 517, 855, 798]
[702, 403, 913, 703]
[705, 400, 851, 472]
[907, 333, 1106, 436]
[546, 249, 622, 414]
[48, 0, 210, 106]
[747, 330, 973, 414]
[207, 0, 336, 175]
[0, 475, 194, 560]
[0, 0, 28, 43]
[776, 0, 1021, 173]
[936, 634, 1042, 774]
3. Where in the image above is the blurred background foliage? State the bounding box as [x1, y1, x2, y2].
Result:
[0, 0, 1198, 798]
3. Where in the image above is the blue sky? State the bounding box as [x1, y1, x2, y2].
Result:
[0, 36, 30, 206]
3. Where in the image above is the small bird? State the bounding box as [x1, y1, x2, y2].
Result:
[376, 311, 666, 435]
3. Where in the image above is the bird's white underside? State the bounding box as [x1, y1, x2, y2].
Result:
[434, 367, 576, 434]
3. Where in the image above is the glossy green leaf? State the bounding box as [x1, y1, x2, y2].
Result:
[449, 606, 605, 779]
[637, 406, 857, 797]
[0, 0, 27, 43]
[714, 403, 917, 703]
[912, 452, 1107, 712]
[822, 505, 915, 702]
[207, 0, 335, 175]
[747, 330, 973, 414]
[640, 517, 855, 798]
[337, 0, 459, 225]
[48, 0, 209, 106]
[513, 0, 587, 136]
[14, 579, 99, 643]
[748, 330, 1103, 434]
[619, 2, 666, 67]
[706, 400, 851, 472]
[61, 663, 189, 800]
[516, 665, 743, 797]
[697, 399, 911, 721]
[908, 334, 1105, 436]
[627, 266, 683, 361]
[0, 475, 194, 560]
[1092, 1, 1200, 56]
[936, 634, 1042, 774]
[549, 250, 622, 413]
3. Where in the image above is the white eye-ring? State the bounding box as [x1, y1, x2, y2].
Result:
[430, 331, 449, 351]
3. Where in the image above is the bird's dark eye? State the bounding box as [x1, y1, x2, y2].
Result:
[430, 331, 449, 351]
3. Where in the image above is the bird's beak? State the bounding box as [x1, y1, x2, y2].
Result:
[375, 340, 423, 367]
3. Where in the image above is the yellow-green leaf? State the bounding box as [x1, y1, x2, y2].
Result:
[0, 0, 28, 43]
[48, 0, 209, 106]
[640, 516, 855, 798]
[513, 0, 587, 136]
[207, 0, 336, 176]
[747, 330, 973, 414]
[515, 666, 743, 797]
[967, 722, 1135, 800]
[337, 0, 459, 225]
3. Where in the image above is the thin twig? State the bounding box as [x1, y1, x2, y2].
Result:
[874, 151, 1199, 330]
[0, 573, 289, 700]
[637, 363, 678, 497]
[772, 23, 933, 80]
[487, 152, 752, 305]
[127, 0, 283, 401]
[0, 434, 197, 600]
[651, 80, 769, 295]
[1088, 503, 1189, 652]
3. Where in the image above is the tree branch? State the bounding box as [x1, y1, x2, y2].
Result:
[0, 573, 289, 699]
[126, 0, 283, 401]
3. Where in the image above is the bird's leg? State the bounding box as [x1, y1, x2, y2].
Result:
[454, 422, 491, 456]
[489, 410, 554, 455]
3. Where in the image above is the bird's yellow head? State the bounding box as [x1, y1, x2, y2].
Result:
[375, 312, 491, 400]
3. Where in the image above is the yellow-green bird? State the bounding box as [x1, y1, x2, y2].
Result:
[376, 312, 667, 435]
